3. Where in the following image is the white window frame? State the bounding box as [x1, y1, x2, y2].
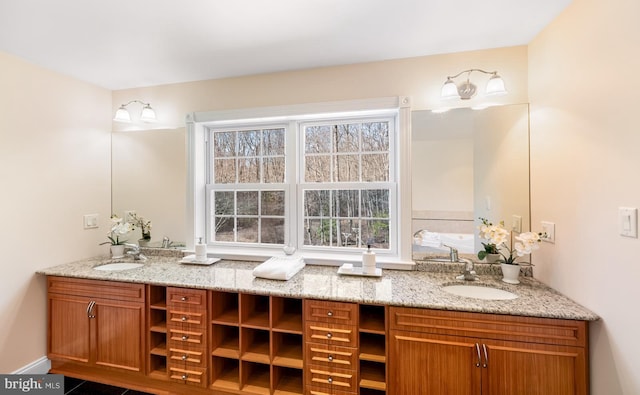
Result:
[186, 97, 413, 267]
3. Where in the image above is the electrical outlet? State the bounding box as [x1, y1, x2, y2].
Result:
[541, 221, 555, 243]
[83, 214, 99, 229]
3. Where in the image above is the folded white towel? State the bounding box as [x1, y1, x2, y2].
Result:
[252, 256, 305, 281]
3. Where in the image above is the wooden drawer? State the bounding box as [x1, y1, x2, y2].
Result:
[167, 287, 206, 309]
[169, 366, 207, 387]
[305, 343, 357, 370]
[47, 276, 144, 302]
[168, 309, 206, 327]
[306, 384, 356, 395]
[306, 366, 357, 393]
[389, 306, 588, 347]
[169, 328, 205, 347]
[168, 347, 206, 366]
[305, 300, 358, 326]
[305, 323, 358, 348]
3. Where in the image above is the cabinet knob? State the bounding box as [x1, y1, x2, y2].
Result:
[182, 374, 188, 380]
[327, 311, 333, 317]
[181, 316, 188, 321]
[182, 355, 188, 361]
[182, 335, 189, 341]
[327, 377, 333, 384]
[326, 332, 332, 339]
[328, 355, 334, 362]
[181, 296, 188, 301]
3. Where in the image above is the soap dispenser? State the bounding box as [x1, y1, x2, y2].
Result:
[362, 244, 377, 274]
[195, 237, 207, 262]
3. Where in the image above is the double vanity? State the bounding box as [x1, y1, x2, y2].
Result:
[39, 251, 597, 395]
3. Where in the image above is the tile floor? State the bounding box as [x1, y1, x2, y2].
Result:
[64, 376, 154, 395]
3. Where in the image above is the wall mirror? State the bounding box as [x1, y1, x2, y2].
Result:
[411, 104, 530, 260]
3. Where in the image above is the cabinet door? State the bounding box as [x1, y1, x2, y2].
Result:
[481, 339, 588, 395]
[93, 298, 145, 372]
[48, 294, 91, 363]
[388, 330, 481, 395]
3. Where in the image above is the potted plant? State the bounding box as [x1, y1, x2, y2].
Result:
[129, 212, 152, 246]
[477, 217, 544, 284]
[100, 215, 135, 258]
[477, 218, 507, 263]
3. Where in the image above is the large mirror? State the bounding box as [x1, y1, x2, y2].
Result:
[411, 104, 530, 260]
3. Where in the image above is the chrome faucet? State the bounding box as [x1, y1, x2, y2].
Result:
[161, 236, 172, 248]
[124, 244, 147, 261]
[456, 258, 478, 281]
[443, 245, 459, 262]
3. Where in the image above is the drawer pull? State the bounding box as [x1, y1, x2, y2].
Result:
[181, 374, 188, 380]
[327, 377, 333, 384]
[327, 311, 333, 317]
[182, 354, 188, 361]
[182, 335, 189, 341]
[181, 316, 188, 321]
[181, 296, 188, 301]
[326, 332, 332, 339]
[328, 355, 334, 362]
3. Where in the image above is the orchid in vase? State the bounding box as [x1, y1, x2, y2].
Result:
[477, 217, 543, 266]
[99, 215, 135, 246]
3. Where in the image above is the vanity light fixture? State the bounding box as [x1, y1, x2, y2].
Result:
[441, 69, 507, 100]
[113, 100, 157, 123]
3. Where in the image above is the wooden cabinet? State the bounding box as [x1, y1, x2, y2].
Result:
[388, 307, 589, 395]
[47, 276, 145, 374]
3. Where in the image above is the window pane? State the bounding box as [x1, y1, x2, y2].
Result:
[361, 153, 389, 182]
[237, 218, 258, 243]
[333, 190, 359, 218]
[305, 155, 331, 182]
[214, 191, 235, 215]
[214, 159, 236, 184]
[334, 155, 359, 182]
[214, 217, 234, 242]
[264, 128, 285, 155]
[361, 189, 390, 219]
[362, 122, 389, 152]
[305, 125, 332, 153]
[335, 124, 359, 153]
[214, 131, 236, 157]
[361, 219, 389, 249]
[304, 218, 332, 246]
[238, 130, 260, 157]
[264, 157, 285, 183]
[238, 158, 260, 183]
[261, 218, 285, 244]
[336, 219, 359, 247]
[237, 191, 258, 215]
[261, 191, 285, 216]
[304, 190, 330, 217]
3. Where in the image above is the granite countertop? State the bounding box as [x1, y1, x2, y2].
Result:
[37, 253, 599, 322]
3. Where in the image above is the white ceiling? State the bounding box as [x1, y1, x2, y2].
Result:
[0, 0, 571, 90]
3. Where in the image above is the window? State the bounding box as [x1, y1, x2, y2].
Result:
[188, 97, 411, 263]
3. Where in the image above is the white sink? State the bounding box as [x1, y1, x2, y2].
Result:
[94, 262, 144, 271]
[442, 284, 518, 300]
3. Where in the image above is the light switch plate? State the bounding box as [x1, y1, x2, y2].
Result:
[83, 214, 99, 229]
[619, 207, 638, 238]
[541, 221, 555, 243]
[512, 215, 522, 232]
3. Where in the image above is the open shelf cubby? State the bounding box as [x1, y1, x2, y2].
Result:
[148, 285, 167, 310]
[359, 332, 386, 363]
[211, 324, 240, 359]
[211, 356, 240, 392]
[241, 361, 271, 395]
[241, 327, 271, 364]
[360, 360, 387, 391]
[272, 332, 303, 369]
[240, 294, 270, 329]
[271, 297, 303, 334]
[359, 304, 386, 334]
[360, 388, 387, 395]
[211, 291, 240, 325]
[273, 366, 303, 395]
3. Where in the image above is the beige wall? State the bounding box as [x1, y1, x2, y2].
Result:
[0, 52, 112, 372]
[529, 0, 640, 393]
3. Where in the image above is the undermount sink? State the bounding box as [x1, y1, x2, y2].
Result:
[94, 262, 144, 271]
[442, 284, 518, 300]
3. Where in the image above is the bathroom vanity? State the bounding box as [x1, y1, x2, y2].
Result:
[39, 254, 597, 395]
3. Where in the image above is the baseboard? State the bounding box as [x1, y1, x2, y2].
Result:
[11, 356, 51, 374]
